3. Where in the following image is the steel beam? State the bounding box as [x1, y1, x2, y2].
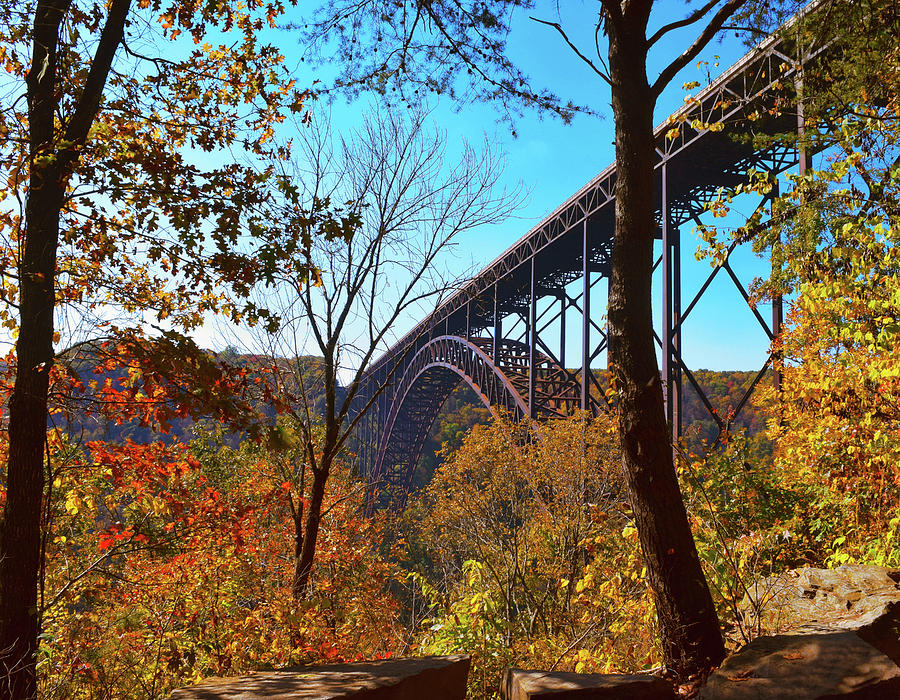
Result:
[672, 223, 683, 439]
[772, 178, 783, 394]
[559, 293, 566, 371]
[356, 7, 838, 499]
[493, 282, 501, 363]
[581, 219, 590, 412]
[528, 258, 536, 419]
[661, 162, 674, 436]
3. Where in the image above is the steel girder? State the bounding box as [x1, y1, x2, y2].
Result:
[366, 335, 581, 507]
[371, 24, 824, 365]
[354, 2, 831, 502]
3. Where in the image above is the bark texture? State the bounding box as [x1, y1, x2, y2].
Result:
[292, 461, 329, 599]
[604, 1, 726, 678]
[0, 2, 130, 696]
[0, 6, 69, 696]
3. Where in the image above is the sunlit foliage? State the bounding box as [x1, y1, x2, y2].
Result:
[402, 412, 658, 697]
[39, 432, 402, 699]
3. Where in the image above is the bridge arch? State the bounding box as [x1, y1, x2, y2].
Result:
[358, 13, 824, 507]
[370, 335, 530, 503]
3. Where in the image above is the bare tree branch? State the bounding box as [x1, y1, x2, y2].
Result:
[248, 104, 523, 596]
[651, 0, 748, 99]
[647, 0, 720, 48]
[531, 16, 611, 85]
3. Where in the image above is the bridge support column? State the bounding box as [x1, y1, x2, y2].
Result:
[661, 162, 684, 445]
[672, 223, 682, 440]
[661, 163, 676, 444]
[492, 282, 502, 363]
[528, 257, 536, 419]
[776, 72, 810, 396]
[559, 293, 566, 371]
[771, 178, 783, 394]
[581, 219, 591, 412]
[364, 404, 372, 479]
[796, 70, 810, 178]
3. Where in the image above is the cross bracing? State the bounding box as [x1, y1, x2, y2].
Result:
[352, 5, 828, 506]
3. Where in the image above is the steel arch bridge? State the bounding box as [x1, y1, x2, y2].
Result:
[370, 335, 581, 494]
[352, 5, 826, 505]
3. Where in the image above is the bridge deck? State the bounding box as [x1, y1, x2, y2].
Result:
[369, 9, 816, 375]
[358, 1, 828, 501]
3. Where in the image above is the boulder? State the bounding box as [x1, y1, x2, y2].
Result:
[169, 655, 470, 700]
[501, 668, 676, 700]
[701, 565, 900, 699]
[699, 631, 900, 699]
[739, 565, 900, 644]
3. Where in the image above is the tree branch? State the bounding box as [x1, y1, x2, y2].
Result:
[531, 16, 611, 85]
[61, 0, 132, 163]
[651, 0, 747, 99]
[647, 0, 720, 48]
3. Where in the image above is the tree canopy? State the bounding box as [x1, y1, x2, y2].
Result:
[2, 0, 900, 697]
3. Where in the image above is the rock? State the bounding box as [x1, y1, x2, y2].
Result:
[500, 668, 676, 700]
[702, 565, 900, 699]
[169, 655, 470, 700]
[699, 631, 900, 699]
[857, 601, 900, 667]
[739, 565, 900, 641]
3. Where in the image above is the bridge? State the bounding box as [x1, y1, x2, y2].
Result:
[353, 11, 821, 504]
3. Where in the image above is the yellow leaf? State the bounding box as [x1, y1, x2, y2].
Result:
[64, 492, 81, 515]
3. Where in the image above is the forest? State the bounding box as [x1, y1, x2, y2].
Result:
[1, 0, 899, 698]
[415, 370, 771, 486]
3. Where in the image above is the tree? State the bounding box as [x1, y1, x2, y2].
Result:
[295, 0, 818, 676]
[245, 106, 521, 599]
[597, 3, 754, 673]
[0, 1, 307, 694]
[749, 0, 900, 563]
[38, 432, 402, 699]
[674, 0, 900, 629]
[406, 412, 658, 695]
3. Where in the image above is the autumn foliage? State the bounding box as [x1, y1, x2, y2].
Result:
[38, 432, 402, 699]
[3, 1, 900, 699]
[401, 412, 658, 696]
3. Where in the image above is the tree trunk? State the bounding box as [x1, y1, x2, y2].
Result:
[291, 353, 339, 599]
[0, 2, 130, 695]
[0, 4, 69, 696]
[0, 189, 62, 699]
[605, 8, 726, 678]
[292, 465, 329, 599]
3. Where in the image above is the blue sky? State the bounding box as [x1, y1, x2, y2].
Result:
[206, 2, 799, 373]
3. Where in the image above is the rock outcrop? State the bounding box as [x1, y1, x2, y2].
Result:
[699, 631, 900, 699]
[169, 655, 470, 700]
[701, 565, 900, 699]
[739, 565, 900, 643]
[501, 668, 676, 700]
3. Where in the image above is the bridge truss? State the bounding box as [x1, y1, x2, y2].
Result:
[353, 15, 822, 505]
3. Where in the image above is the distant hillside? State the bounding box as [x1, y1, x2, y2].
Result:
[414, 385, 491, 489]
[53, 347, 328, 446]
[680, 369, 769, 444]
[56, 348, 771, 479]
[414, 368, 773, 484]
